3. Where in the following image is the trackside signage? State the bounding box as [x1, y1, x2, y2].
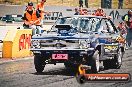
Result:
[19, 34, 31, 51]
[44, 12, 63, 22]
[3, 29, 32, 58]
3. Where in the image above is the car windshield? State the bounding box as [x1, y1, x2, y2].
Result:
[51, 17, 101, 32]
[78, 17, 101, 32]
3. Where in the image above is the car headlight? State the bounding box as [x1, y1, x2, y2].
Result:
[31, 40, 40, 48]
[79, 40, 90, 49]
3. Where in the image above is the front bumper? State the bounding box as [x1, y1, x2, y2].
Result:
[30, 48, 95, 63]
[30, 48, 95, 59]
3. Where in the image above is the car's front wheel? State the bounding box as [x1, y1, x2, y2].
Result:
[89, 50, 100, 73]
[113, 48, 123, 69]
[34, 55, 45, 73]
[103, 48, 123, 69]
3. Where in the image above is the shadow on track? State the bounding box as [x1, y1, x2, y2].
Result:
[31, 68, 78, 76]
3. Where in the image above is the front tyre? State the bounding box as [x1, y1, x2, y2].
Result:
[113, 48, 123, 69]
[104, 48, 123, 69]
[89, 50, 100, 73]
[34, 55, 45, 73]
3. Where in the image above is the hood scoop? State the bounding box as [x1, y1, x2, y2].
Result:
[55, 24, 77, 36]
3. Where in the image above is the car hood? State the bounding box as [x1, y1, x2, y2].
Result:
[32, 31, 96, 40]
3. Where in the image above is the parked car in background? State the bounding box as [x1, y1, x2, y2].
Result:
[12, 15, 23, 22]
[0, 14, 23, 23]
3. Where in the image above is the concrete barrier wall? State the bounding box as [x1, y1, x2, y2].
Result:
[0, 27, 10, 54]
[2, 29, 32, 58]
[0, 5, 130, 20]
[0, 27, 8, 41]
[0, 25, 53, 58]
[0, 4, 24, 17]
[0, 5, 130, 25]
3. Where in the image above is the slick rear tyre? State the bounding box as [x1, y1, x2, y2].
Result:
[34, 55, 45, 73]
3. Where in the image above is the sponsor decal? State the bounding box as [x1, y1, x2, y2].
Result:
[19, 34, 31, 51]
[76, 73, 131, 84]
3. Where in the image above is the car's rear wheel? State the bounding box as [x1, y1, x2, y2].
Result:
[34, 55, 45, 73]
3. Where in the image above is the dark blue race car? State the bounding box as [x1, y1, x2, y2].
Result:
[30, 15, 125, 73]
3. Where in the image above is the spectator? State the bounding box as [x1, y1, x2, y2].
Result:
[118, 0, 123, 9]
[79, 0, 83, 7]
[78, 7, 83, 15]
[117, 21, 127, 49]
[22, 2, 42, 35]
[78, 8, 88, 15]
[117, 22, 127, 37]
[36, 0, 46, 25]
[85, 0, 88, 8]
[105, 0, 112, 9]
[82, 9, 88, 15]
[124, 10, 132, 49]
[74, 8, 79, 15]
[95, 8, 106, 16]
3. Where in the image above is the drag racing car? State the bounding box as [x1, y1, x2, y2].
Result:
[30, 15, 125, 73]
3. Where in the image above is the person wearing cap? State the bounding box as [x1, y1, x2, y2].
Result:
[36, 0, 46, 25]
[118, 0, 123, 9]
[22, 2, 42, 35]
[85, 0, 88, 8]
[124, 10, 132, 49]
[79, 0, 83, 7]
